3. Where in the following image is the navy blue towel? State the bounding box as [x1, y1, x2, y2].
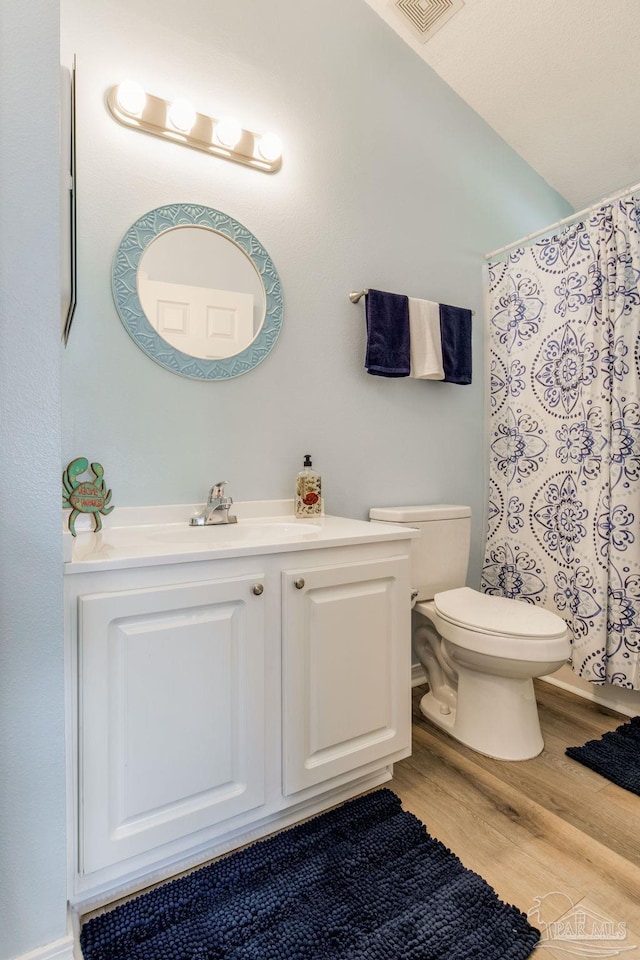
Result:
[365, 289, 410, 377]
[439, 303, 472, 384]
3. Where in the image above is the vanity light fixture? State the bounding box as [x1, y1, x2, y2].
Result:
[115, 79, 146, 117]
[107, 82, 283, 173]
[167, 98, 197, 134]
[214, 117, 243, 149]
[257, 132, 283, 164]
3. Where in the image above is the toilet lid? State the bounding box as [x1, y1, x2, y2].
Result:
[434, 587, 567, 639]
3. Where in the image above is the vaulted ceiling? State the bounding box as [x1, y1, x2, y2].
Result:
[362, 0, 640, 211]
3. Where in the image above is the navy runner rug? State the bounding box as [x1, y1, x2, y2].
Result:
[566, 715, 640, 796]
[81, 788, 540, 960]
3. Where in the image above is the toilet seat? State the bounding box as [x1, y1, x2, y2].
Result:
[434, 587, 567, 639]
[416, 587, 569, 661]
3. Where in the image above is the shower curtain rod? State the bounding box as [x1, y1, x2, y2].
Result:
[485, 176, 640, 261]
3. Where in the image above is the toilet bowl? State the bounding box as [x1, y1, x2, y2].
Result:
[416, 588, 569, 760]
[369, 505, 570, 761]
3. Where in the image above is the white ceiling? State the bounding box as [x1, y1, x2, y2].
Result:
[362, 0, 640, 210]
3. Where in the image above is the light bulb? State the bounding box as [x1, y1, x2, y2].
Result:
[167, 99, 196, 133]
[115, 80, 146, 117]
[257, 131, 282, 163]
[214, 117, 242, 149]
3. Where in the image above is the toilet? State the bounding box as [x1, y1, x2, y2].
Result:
[369, 505, 570, 761]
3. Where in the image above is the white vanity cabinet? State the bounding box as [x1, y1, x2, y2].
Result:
[282, 557, 408, 794]
[77, 573, 266, 875]
[65, 511, 414, 905]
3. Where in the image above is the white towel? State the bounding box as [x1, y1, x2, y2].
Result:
[409, 298, 445, 379]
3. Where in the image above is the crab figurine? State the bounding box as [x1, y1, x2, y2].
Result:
[62, 457, 114, 536]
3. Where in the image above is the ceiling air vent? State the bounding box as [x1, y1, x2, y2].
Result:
[390, 0, 465, 43]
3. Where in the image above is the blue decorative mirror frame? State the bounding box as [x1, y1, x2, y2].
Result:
[112, 203, 283, 380]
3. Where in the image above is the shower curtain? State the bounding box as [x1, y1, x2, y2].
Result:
[484, 197, 640, 689]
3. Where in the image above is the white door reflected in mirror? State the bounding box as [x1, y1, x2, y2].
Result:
[138, 271, 255, 359]
[136, 225, 266, 360]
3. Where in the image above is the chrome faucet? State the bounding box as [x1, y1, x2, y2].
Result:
[190, 481, 238, 526]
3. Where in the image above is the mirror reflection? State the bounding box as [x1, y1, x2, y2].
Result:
[137, 226, 266, 360]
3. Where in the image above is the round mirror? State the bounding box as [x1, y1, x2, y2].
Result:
[112, 204, 283, 379]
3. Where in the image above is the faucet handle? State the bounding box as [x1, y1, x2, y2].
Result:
[209, 480, 230, 501]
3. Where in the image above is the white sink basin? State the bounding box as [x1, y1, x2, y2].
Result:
[150, 520, 322, 545]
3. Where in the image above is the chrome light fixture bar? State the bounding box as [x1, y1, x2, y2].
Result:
[106, 82, 283, 173]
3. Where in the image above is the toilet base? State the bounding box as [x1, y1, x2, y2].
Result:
[419, 667, 545, 761]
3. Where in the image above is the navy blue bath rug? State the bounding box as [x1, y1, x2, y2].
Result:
[566, 715, 640, 796]
[80, 789, 540, 960]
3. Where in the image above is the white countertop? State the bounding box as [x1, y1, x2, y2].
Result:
[63, 500, 417, 573]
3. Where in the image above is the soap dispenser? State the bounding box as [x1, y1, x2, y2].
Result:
[295, 454, 323, 518]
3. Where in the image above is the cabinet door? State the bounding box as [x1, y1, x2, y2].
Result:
[282, 557, 411, 795]
[78, 575, 265, 874]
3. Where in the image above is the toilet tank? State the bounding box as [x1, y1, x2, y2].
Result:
[369, 505, 471, 601]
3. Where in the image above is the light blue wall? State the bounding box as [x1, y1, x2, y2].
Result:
[0, 1, 67, 958]
[62, 0, 572, 587]
[0, 3, 573, 957]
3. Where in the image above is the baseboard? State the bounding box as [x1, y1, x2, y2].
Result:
[411, 663, 426, 687]
[12, 934, 75, 960]
[541, 674, 637, 718]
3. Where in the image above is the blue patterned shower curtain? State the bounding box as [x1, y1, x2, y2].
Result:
[484, 198, 640, 690]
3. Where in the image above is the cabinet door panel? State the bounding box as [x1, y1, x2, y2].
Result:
[79, 576, 265, 874]
[282, 558, 410, 794]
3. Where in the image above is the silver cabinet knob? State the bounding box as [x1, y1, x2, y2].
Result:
[294, 578, 305, 590]
[252, 583, 264, 596]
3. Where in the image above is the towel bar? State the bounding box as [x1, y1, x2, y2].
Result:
[349, 290, 474, 314]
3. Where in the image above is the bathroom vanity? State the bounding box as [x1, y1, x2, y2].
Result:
[64, 501, 415, 905]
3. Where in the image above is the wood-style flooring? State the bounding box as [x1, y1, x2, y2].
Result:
[391, 681, 640, 959]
